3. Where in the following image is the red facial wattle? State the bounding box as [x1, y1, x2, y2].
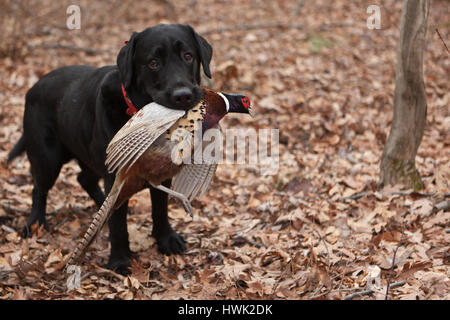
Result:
[241, 96, 251, 109]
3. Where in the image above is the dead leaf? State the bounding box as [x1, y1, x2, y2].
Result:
[398, 261, 432, 280]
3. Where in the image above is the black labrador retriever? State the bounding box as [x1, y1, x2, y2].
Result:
[7, 24, 212, 275]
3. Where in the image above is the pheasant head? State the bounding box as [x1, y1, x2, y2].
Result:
[166, 88, 252, 141]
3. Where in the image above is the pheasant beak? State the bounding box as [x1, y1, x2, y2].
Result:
[247, 100, 255, 118]
[248, 108, 255, 118]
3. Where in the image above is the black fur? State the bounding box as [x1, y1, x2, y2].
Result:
[7, 24, 212, 275]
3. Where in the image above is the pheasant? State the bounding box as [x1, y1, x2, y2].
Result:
[66, 87, 252, 266]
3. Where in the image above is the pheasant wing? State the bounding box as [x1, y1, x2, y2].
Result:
[171, 125, 222, 201]
[106, 102, 185, 173]
[172, 163, 218, 202]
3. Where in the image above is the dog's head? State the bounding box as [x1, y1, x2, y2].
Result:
[117, 24, 212, 111]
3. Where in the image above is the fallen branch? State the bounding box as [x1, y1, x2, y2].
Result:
[385, 236, 405, 300]
[80, 271, 93, 282]
[200, 22, 353, 35]
[309, 284, 326, 299]
[92, 264, 126, 281]
[387, 280, 407, 289]
[435, 29, 450, 54]
[293, 0, 306, 16]
[343, 280, 406, 300]
[27, 43, 115, 55]
[231, 234, 265, 248]
[1, 201, 96, 219]
[13, 0, 67, 30]
[274, 190, 450, 203]
[340, 191, 450, 202]
[1, 202, 29, 215]
[431, 200, 450, 214]
[312, 228, 331, 270]
[338, 191, 369, 202]
[343, 288, 374, 300]
[273, 191, 320, 201]
[0, 268, 14, 281]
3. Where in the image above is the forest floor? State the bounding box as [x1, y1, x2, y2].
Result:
[0, 0, 448, 300]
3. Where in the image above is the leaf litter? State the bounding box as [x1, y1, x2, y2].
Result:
[0, 0, 449, 299]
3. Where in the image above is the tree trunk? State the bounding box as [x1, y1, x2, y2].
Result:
[379, 0, 429, 190]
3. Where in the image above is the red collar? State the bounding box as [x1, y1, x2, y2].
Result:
[121, 84, 138, 116]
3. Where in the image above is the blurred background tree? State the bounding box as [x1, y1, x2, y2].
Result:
[379, 0, 430, 190]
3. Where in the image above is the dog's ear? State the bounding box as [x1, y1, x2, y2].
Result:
[186, 25, 213, 80]
[117, 32, 139, 90]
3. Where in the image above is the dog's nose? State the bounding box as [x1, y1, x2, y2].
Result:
[171, 88, 193, 108]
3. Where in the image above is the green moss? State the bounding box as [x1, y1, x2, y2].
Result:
[391, 159, 423, 191]
[306, 33, 334, 54]
[409, 170, 424, 191]
[275, 180, 284, 191]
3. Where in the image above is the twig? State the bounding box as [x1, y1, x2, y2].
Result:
[162, 0, 176, 13]
[383, 191, 449, 197]
[231, 234, 265, 248]
[423, 286, 436, 300]
[1, 202, 29, 214]
[80, 271, 93, 282]
[390, 280, 406, 289]
[312, 228, 331, 270]
[293, 0, 306, 16]
[334, 257, 351, 294]
[1, 200, 95, 219]
[385, 236, 405, 300]
[343, 288, 374, 300]
[343, 280, 406, 300]
[275, 190, 449, 204]
[435, 29, 450, 54]
[13, 0, 67, 29]
[338, 191, 450, 203]
[431, 200, 450, 214]
[338, 191, 369, 202]
[0, 269, 14, 281]
[273, 191, 320, 201]
[54, 217, 71, 230]
[309, 289, 330, 299]
[309, 284, 325, 299]
[92, 264, 126, 281]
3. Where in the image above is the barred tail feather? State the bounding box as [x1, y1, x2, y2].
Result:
[66, 179, 125, 267]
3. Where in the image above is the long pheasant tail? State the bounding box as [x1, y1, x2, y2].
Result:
[65, 179, 125, 268]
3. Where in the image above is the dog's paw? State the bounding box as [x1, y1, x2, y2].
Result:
[21, 221, 48, 238]
[21, 226, 33, 238]
[107, 257, 131, 276]
[156, 231, 186, 255]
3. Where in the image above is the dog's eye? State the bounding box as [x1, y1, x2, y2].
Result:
[184, 53, 193, 62]
[148, 59, 160, 69]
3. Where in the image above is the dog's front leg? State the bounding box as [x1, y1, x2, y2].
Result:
[104, 174, 131, 275]
[150, 179, 187, 255]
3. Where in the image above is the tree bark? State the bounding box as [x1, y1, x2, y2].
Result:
[379, 0, 429, 190]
